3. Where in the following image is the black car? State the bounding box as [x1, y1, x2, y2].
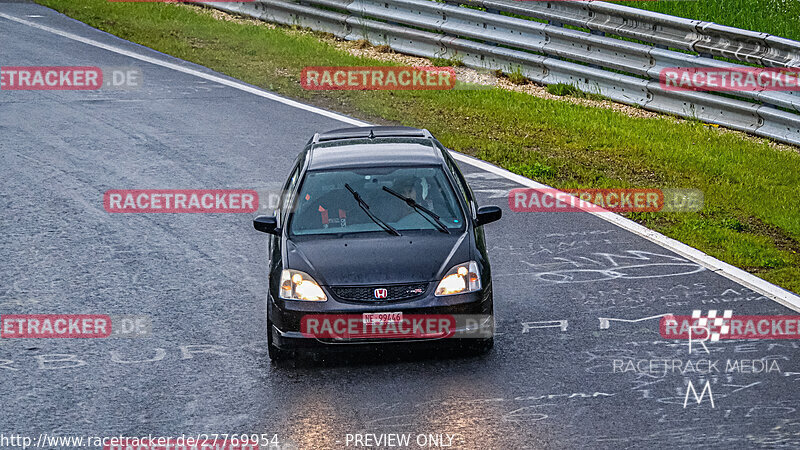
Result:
[253, 126, 502, 360]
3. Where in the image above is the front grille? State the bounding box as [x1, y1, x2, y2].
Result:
[330, 283, 428, 302]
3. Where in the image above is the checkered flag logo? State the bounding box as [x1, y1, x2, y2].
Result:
[692, 309, 732, 341]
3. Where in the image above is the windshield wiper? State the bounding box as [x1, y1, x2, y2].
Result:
[382, 186, 450, 234]
[345, 184, 401, 236]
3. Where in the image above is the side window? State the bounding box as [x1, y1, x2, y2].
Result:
[445, 157, 471, 204]
[280, 158, 303, 216]
[436, 141, 471, 203]
[443, 155, 477, 220]
[454, 163, 474, 204]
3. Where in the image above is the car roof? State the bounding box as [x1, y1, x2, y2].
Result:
[313, 126, 432, 142]
[306, 126, 445, 170]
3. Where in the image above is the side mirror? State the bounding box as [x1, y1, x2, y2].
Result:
[253, 216, 281, 235]
[475, 206, 502, 226]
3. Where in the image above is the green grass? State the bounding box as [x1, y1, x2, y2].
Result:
[546, 83, 606, 101]
[506, 66, 528, 85]
[430, 55, 465, 67]
[36, 0, 800, 293]
[613, 0, 800, 41]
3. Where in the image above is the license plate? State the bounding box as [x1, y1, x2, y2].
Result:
[363, 312, 402, 325]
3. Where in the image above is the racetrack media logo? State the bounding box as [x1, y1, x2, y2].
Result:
[0, 66, 142, 90]
[660, 67, 800, 92]
[509, 188, 703, 213]
[613, 309, 787, 409]
[104, 189, 259, 213]
[301, 66, 456, 90]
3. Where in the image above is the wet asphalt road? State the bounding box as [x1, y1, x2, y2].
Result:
[1, 3, 800, 449]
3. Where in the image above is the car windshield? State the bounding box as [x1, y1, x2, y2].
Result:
[289, 166, 465, 236]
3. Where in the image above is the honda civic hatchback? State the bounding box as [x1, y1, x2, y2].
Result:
[253, 126, 502, 360]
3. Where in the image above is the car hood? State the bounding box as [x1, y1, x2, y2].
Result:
[285, 232, 471, 285]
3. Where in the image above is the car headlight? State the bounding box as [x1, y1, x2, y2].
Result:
[435, 261, 481, 296]
[279, 269, 327, 301]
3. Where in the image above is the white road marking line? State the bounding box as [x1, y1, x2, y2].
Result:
[0, 12, 368, 128]
[3, 10, 798, 312]
[451, 153, 800, 312]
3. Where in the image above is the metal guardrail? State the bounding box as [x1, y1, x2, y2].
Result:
[209, 0, 800, 146]
[459, 0, 800, 68]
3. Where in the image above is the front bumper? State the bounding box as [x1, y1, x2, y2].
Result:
[269, 282, 493, 350]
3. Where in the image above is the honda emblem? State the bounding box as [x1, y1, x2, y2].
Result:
[374, 288, 388, 299]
